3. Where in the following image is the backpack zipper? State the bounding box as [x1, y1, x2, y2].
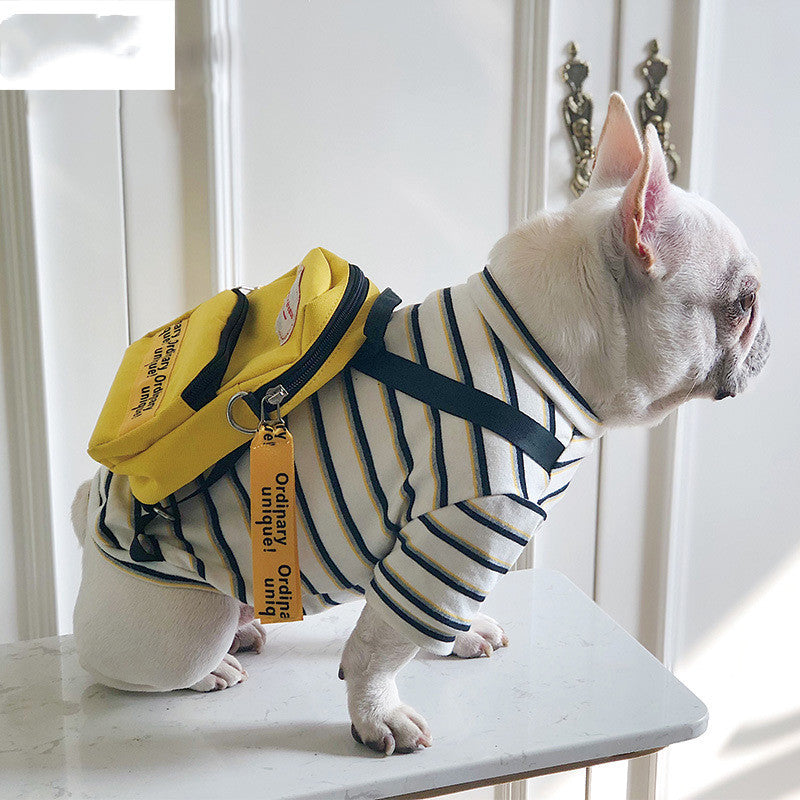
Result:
[169, 264, 371, 510]
[251, 262, 371, 416]
[182, 288, 250, 411]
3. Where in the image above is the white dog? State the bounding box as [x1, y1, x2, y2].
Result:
[71, 95, 770, 755]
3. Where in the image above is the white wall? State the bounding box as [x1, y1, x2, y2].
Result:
[0, 329, 20, 643]
[234, 0, 513, 302]
[0, 92, 56, 644]
[664, 3, 800, 798]
[26, 92, 130, 633]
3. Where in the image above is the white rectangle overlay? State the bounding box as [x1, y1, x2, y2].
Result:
[0, 1, 174, 90]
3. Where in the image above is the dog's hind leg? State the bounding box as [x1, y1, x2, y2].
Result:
[229, 604, 267, 654]
[73, 536, 246, 693]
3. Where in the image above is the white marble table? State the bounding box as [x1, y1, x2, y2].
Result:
[1, 570, 706, 800]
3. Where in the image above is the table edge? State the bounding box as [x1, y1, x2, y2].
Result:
[381, 746, 665, 800]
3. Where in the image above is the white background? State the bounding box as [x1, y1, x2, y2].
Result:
[0, 0, 174, 89]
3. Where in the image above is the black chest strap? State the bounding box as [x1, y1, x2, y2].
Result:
[349, 289, 565, 473]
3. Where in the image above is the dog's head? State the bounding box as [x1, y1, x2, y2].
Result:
[570, 94, 771, 426]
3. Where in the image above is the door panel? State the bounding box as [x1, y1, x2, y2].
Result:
[664, 3, 800, 799]
[26, 92, 130, 633]
[234, 0, 514, 303]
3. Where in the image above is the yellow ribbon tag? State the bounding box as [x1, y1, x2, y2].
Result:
[249, 422, 303, 623]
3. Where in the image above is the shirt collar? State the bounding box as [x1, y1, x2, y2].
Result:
[467, 267, 603, 439]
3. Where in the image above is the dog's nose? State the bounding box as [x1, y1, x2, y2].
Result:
[714, 388, 735, 400]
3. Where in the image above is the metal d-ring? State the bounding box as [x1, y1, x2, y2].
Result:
[226, 391, 259, 435]
[226, 385, 289, 435]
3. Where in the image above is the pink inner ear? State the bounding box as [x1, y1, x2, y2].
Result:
[639, 127, 671, 242]
[640, 179, 662, 241]
[622, 127, 671, 267]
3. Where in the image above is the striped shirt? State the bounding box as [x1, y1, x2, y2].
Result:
[87, 268, 602, 654]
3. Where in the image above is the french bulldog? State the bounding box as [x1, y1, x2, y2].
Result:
[71, 94, 769, 755]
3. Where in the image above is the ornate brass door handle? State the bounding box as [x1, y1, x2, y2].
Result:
[637, 39, 680, 181]
[561, 42, 595, 197]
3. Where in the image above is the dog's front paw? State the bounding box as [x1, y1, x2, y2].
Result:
[229, 619, 267, 654]
[350, 703, 432, 755]
[452, 613, 508, 658]
[188, 653, 248, 691]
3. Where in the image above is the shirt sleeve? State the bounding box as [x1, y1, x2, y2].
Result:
[364, 493, 547, 654]
[536, 433, 596, 510]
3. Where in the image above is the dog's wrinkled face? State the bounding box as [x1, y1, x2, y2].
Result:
[674, 202, 770, 404]
[583, 94, 770, 425]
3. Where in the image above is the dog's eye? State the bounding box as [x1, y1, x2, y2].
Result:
[739, 291, 756, 313]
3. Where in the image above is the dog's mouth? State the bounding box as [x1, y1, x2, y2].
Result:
[715, 314, 771, 400]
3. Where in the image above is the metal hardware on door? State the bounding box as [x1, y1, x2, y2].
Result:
[561, 41, 595, 197]
[637, 39, 680, 181]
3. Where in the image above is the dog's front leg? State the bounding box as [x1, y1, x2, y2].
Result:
[340, 603, 432, 755]
[452, 612, 508, 658]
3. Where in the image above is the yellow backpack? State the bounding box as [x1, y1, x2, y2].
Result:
[88, 248, 379, 504]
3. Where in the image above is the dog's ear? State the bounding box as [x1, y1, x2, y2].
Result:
[590, 93, 643, 188]
[619, 124, 672, 273]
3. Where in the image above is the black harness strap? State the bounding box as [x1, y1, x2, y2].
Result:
[349, 289, 565, 473]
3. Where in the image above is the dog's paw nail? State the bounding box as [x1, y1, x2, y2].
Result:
[338, 665, 345, 680]
[189, 653, 248, 691]
[452, 614, 508, 657]
[350, 723, 363, 744]
[396, 733, 430, 754]
[229, 619, 268, 655]
[351, 705, 430, 755]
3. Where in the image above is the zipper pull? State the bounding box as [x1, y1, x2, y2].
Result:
[262, 385, 288, 426]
